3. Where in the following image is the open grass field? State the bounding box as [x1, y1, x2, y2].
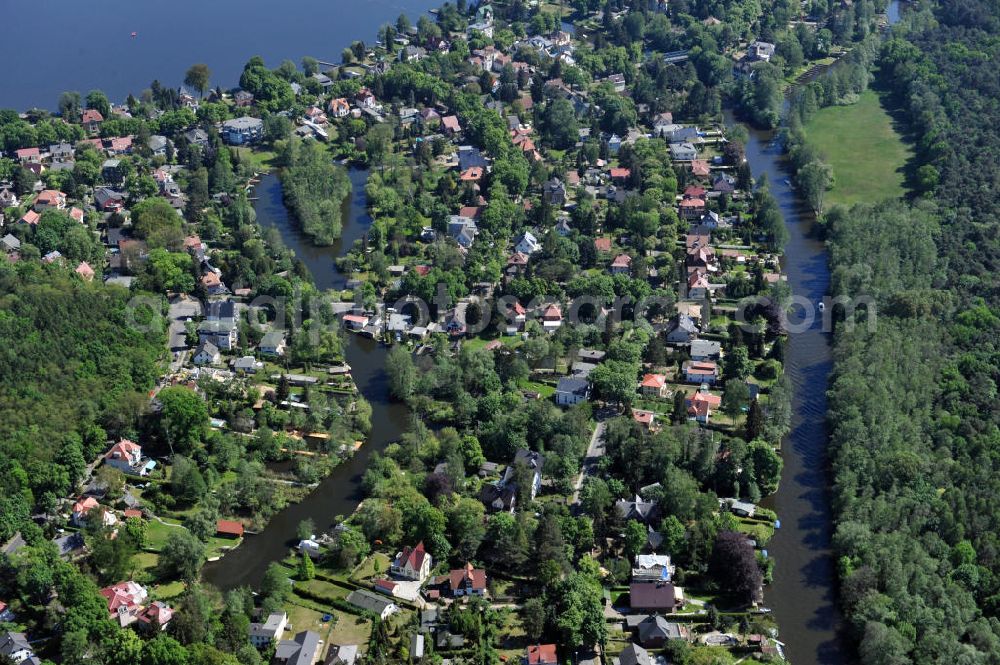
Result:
[804, 89, 912, 207]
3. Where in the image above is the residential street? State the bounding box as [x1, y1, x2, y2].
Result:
[571, 420, 606, 508]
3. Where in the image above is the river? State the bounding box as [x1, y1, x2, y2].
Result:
[0, 0, 439, 111]
[201, 170, 410, 590]
[731, 117, 841, 665]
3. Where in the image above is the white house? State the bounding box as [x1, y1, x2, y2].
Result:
[249, 612, 287, 648]
[104, 439, 153, 476]
[555, 376, 590, 406]
[515, 231, 541, 255]
[391, 542, 432, 582]
[259, 331, 286, 357]
[193, 340, 221, 365]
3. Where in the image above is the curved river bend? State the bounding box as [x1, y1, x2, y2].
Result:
[201, 172, 410, 590]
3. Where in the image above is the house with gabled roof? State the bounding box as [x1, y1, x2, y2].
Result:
[640, 374, 669, 398]
[391, 542, 432, 582]
[100, 581, 148, 627]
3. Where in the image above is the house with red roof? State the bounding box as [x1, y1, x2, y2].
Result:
[540, 303, 562, 331]
[610, 167, 631, 183]
[640, 374, 669, 398]
[632, 408, 657, 429]
[15, 147, 40, 164]
[681, 360, 719, 385]
[355, 88, 377, 109]
[71, 496, 100, 525]
[391, 542, 432, 582]
[525, 644, 558, 665]
[69, 207, 85, 223]
[460, 166, 484, 182]
[679, 197, 706, 220]
[106, 136, 133, 155]
[100, 581, 148, 627]
[137, 601, 174, 633]
[104, 438, 154, 476]
[687, 270, 712, 300]
[75, 261, 95, 282]
[444, 563, 487, 597]
[610, 253, 632, 275]
[329, 98, 351, 118]
[686, 389, 722, 424]
[683, 185, 707, 199]
[690, 159, 711, 178]
[82, 109, 104, 134]
[441, 115, 462, 135]
[34, 189, 66, 211]
[594, 237, 613, 253]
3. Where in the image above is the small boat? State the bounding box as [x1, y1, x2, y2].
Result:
[818, 301, 825, 311]
[130, 31, 137, 38]
[783, 178, 791, 186]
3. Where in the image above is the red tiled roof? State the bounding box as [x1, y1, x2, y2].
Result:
[216, 520, 244, 537]
[395, 542, 428, 572]
[448, 562, 487, 592]
[610, 167, 631, 179]
[526, 644, 558, 665]
[594, 237, 612, 252]
[641, 374, 667, 388]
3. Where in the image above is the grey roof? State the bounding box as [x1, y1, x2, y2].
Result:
[556, 376, 590, 396]
[1, 234, 20, 251]
[184, 128, 209, 144]
[346, 589, 396, 615]
[618, 643, 651, 665]
[326, 644, 359, 665]
[206, 300, 236, 321]
[0, 632, 33, 660]
[260, 330, 285, 347]
[198, 319, 236, 334]
[668, 314, 698, 335]
[250, 612, 286, 640]
[616, 495, 658, 523]
[223, 116, 264, 131]
[578, 349, 606, 362]
[636, 615, 686, 643]
[195, 340, 219, 358]
[52, 532, 85, 557]
[690, 339, 721, 358]
[274, 631, 320, 665]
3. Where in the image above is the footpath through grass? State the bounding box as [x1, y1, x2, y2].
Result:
[804, 89, 912, 207]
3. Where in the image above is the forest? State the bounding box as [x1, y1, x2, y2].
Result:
[824, 0, 1000, 661]
[0, 266, 164, 542]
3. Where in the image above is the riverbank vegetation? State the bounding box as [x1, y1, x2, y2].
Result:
[824, 0, 1000, 661]
[278, 138, 351, 245]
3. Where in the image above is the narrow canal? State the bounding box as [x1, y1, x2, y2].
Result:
[201, 171, 410, 590]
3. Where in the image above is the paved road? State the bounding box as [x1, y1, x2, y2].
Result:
[571, 420, 606, 507]
[166, 295, 201, 370]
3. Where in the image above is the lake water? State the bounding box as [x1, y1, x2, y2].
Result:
[0, 0, 440, 111]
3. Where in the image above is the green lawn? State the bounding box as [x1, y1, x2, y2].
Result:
[804, 89, 912, 207]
